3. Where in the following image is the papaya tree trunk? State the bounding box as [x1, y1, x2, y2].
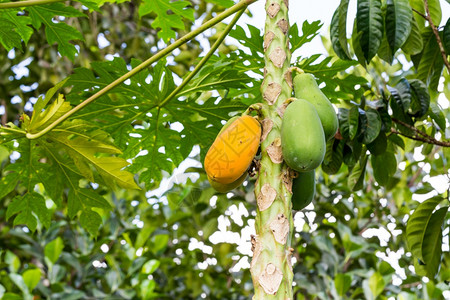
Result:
[251, 0, 293, 298]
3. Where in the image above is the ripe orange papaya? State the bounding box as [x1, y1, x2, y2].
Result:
[208, 172, 247, 193]
[204, 115, 261, 184]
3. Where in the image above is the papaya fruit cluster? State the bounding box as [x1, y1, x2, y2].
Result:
[283, 73, 338, 210]
[203, 73, 338, 209]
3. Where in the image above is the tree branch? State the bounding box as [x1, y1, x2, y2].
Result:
[0, 0, 63, 9]
[25, 0, 257, 140]
[424, 0, 450, 73]
[390, 123, 450, 147]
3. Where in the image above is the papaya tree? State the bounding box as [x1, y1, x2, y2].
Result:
[0, 0, 449, 299]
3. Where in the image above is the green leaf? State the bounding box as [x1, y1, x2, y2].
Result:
[205, 0, 234, 7]
[429, 102, 446, 131]
[49, 120, 139, 190]
[0, 172, 20, 199]
[368, 272, 385, 298]
[138, 0, 194, 42]
[389, 82, 414, 134]
[45, 237, 64, 264]
[385, 0, 412, 53]
[28, 4, 85, 60]
[348, 106, 359, 140]
[348, 154, 367, 191]
[421, 206, 448, 278]
[371, 151, 397, 186]
[338, 108, 350, 139]
[290, 20, 322, 53]
[229, 24, 264, 56]
[406, 197, 443, 261]
[360, 108, 381, 144]
[0, 17, 23, 51]
[330, 7, 351, 60]
[444, 17, 450, 54]
[6, 192, 51, 231]
[28, 94, 72, 133]
[22, 269, 41, 291]
[401, 16, 423, 55]
[427, 0, 442, 26]
[80, 209, 102, 236]
[8, 274, 31, 300]
[335, 273, 352, 296]
[68, 188, 111, 218]
[141, 259, 160, 274]
[322, 139, 344, 175]
[367, 132, 387, 155]
[408, 79, 430, 118]
[355, 0, 383, 63]
[0, 10, 33, 45]
[415, 28, 444, 91]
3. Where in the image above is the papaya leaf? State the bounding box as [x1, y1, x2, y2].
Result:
[0, 18, 23, 51]
[80, 209, 102, 237]
[290, 20, 322, 54]
[401, 16, 423, 55]
[205, 0, 234, 7]
[138, 0, 194, 42]
[0, 10, 33, 46]
[405, 196, 443, 261]
[355, 0, 383, 63]
[422, 206, 448, 278]
[48, 120, 139, 190]
[68, 188, 111, 218]
[6, 192, 51, 231]
[27, 4, 86, 61]
[28, 94, 72, 133]
[0, 172, 20, 200]
[229, 24, 263, 56]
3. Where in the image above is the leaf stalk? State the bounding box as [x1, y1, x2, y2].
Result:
[25, 0, 257, 140]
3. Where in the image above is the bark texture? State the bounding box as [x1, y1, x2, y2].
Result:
[251, 0, 294, 298]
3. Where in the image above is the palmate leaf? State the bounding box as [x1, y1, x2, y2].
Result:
[0, 18, 23, 51]
[27, 3, 86, 60]
[6, 192, 51, 231]
[138, 0, 194, 42]
[229, 24, 263, 56]
[48, 119, 139, 190]
[290, 20, 322, 54]
[355, 0, 383, 63]
[0, 9, 33, 46]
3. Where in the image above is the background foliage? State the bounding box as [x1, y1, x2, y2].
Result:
[0, 0, 449, 299]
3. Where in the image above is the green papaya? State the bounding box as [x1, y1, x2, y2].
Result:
[293, 73, 338, 141]
[208, 171, 247, 193]
[281, 98, 326, 172]
[292, 170, 315, 210]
